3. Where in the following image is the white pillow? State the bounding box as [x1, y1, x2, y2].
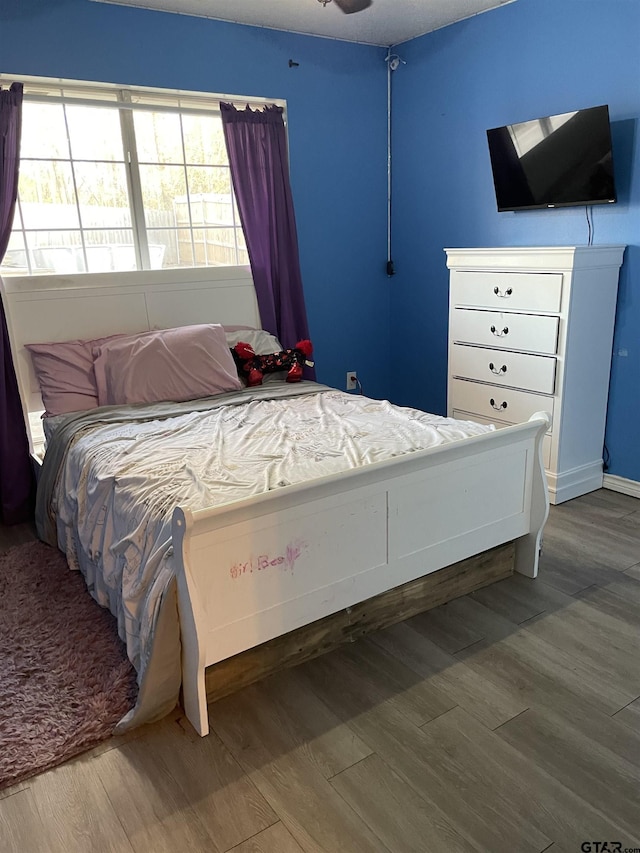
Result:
[224, 328, 283, 354]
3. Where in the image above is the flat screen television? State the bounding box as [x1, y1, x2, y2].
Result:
[486, 105, 617, 212]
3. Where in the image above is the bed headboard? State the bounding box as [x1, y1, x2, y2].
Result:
[1, 265, 260, 454]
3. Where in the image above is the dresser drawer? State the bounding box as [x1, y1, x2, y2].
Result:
[452, 408, 552, 469]
[450, 378, 553, 430]
[452, 308, 559, 354]
[451, 270, 563, 312]
[450, 344, 556, 394]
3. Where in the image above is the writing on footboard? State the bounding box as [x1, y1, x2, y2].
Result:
[229, 540, 307, 580]
[187, 491, 388, 643]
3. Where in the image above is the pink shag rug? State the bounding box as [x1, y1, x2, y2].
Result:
[0, 540, 138, 791]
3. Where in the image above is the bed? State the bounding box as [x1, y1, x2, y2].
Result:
[1, 266, 550, 737]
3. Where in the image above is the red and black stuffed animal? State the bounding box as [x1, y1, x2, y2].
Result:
[232, 339, 313, 387]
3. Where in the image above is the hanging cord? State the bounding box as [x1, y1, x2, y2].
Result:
[385, 50, 405, 276]
[585, 205, 594, 246]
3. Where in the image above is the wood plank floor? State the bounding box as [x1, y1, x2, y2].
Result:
[1, 489, 639, 852]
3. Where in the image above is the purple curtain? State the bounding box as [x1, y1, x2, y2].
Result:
[220, 103, 314, 363]
[0, 82, 33, 524]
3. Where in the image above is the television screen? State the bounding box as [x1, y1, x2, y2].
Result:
[487, 105, 617, 212]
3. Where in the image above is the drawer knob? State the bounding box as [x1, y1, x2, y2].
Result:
[489, 362, 507, 375]
[490, 325, 509, 337]
[490, 398, 508, 411]
[493, 286, 513, 298]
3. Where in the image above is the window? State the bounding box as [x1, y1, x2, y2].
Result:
[1, 77, 282, 277]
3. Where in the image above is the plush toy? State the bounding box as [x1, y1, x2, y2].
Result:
[232, 339, 313, 386]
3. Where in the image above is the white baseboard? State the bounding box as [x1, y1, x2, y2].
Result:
[546, 461, 603, 505]
[603, 474, 640, 499]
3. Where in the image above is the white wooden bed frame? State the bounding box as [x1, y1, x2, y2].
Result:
[1, 267, 550, 737]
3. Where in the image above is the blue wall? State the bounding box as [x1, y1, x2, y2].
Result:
[0, 0, 391, 400]
[391, 0, 640, 481]
[3, 0, 639, 482]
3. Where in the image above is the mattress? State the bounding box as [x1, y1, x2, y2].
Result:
[36, 382, 494, 728]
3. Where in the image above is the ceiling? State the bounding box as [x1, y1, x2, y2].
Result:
[92, 0, 517, 47]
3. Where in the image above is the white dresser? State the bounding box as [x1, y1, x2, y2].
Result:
[445, 246, 625, 504]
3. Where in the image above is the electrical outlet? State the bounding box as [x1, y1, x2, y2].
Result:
[346, 371, 357, 391]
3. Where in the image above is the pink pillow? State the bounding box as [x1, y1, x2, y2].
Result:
[93, 324, 242, 406]
[26, 334, 125, 416]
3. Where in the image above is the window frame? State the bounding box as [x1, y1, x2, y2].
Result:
[0, 74, 285, 277]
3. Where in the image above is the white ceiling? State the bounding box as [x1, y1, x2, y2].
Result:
[92, 0, 517, 47]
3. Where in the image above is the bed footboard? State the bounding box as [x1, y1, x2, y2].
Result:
[173, 412, 550, 736]
[202, 539, 515, 706]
